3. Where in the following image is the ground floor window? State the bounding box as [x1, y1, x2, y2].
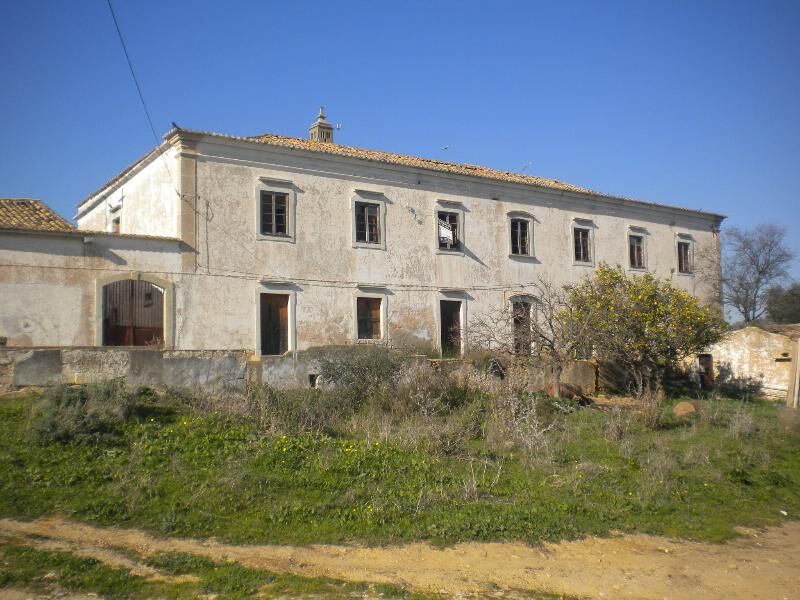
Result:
[102, 279, 164, 346]
[260, 293, 289, 355]
[357, 297, 382, 340]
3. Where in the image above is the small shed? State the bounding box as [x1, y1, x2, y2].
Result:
[706, 325, 800, 406]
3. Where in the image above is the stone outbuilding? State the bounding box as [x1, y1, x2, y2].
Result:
[706, 325, 800, 405]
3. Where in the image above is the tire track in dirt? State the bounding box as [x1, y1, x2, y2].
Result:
[1, 517, 799, 599]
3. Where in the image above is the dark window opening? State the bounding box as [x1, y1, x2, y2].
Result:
[111, 217, 120, 234]
[629, 234, 644, 269]
[260, 191, 288, 236]
[355, 201, 381, 244]
[260, 293, 289, 355]
[510, 219, 530, 255]
[574, 227, 591, 263]
[357, 297, 382, 340]
[438, 211, 460, 250]
[512, 300, 532, 354]
[440, 300, 462, 356]
[102, 279, 164, 347]
[698, 353, 714, 390]
[678, 241, 693, 273]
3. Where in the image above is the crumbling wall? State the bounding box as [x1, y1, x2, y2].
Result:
[708, 327, 794, 398]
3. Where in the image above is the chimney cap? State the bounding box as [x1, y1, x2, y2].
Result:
[309, 106, 334, 143]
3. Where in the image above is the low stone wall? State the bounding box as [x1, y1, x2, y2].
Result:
[0, 347, 598, 397]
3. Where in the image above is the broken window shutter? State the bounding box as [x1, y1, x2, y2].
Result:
[438, 218, 454, 244]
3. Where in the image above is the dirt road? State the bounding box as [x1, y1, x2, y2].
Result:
[1, 517, 798, 599]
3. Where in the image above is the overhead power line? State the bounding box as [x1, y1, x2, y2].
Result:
[105, 0, 178, 194]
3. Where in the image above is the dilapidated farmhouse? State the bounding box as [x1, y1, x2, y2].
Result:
[1, 110, 725, 388]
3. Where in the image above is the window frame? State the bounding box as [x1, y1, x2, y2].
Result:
[255, 177, 296, 243]
[627, 226, 648, 271]
[676, 236, 695, 275]
[434, 200, 466, 256]
[571, 219, 595, 266]
[352, 289, 388, 343]
[351, 191, 387, 250]
[507, 211, 535, 259]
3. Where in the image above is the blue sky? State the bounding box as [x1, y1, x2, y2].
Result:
[1, 0, 798, 277]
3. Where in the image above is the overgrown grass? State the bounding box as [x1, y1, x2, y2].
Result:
[1, 381, 799, 548]
[0, 543, 432, 599]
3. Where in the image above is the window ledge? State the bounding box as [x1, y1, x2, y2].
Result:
[628, 266, 648, 272]
[572, 261, 594, 267]
[436, 248, 465, 256]
[354, 338, 387, 345]
[353, 241, 386, 250]
[508, 253, 539, 262]
[256, 233, 295, 243]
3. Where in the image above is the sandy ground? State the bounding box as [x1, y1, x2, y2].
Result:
[1, 517, 799, 599]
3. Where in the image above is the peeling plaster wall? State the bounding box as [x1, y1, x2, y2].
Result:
[0, 232, 182, 347]
[76, 148, 179, 237]
[3, 136, 722, 357]
[708, 327, 794, 397]
[174, 138, 721, 353]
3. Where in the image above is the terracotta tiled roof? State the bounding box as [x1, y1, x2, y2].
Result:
[248, 133, 595, 195]
[78, 127, 726, 221]
[0, 198, 73, 232]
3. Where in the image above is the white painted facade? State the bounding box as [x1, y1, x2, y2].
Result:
[4, 123, 723, 356]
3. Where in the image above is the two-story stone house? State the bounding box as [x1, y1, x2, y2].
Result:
[3, 110, 724, 364]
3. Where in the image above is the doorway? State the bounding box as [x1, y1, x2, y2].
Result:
[440, 300, 462, 357]
[260, 293, 289, 355]
[102, 279, 164, 347]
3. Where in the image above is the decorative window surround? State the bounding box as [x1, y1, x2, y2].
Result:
[352, 287, 389, 343]
[627, 225, 649, 271]
[256, 177, 296, 243]
[351, 190, 387, 250]
[434, 200, 465, 256]
[507, 211, 535, 259]
[571, 218, 595, 266]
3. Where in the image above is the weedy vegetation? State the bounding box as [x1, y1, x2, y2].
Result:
[2, 350, 799, 554]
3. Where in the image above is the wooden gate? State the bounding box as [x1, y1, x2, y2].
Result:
[102, 279, 164, 347]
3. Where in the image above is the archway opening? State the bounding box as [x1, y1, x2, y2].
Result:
[102, 279, 164, 347]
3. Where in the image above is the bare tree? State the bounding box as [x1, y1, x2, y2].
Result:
[469, 276, 595, 397]
[722, 225, 795, 322]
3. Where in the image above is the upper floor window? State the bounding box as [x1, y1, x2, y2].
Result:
[510, 218, 530, 256]
[256, 178, 296, 243]
[438, 211, 460, 250]
[629, 234, 645, 269]
[573, 226, 592, 263]
[260, 191, 288, 236]
[677, 240, 693, 274]
[355, 201, 381, 244]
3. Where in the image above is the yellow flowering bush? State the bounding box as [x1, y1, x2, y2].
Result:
[567, 264, 727, 396]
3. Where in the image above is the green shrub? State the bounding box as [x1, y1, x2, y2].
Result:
[316, 345, 407, 401]
[28, 379, 136, 444]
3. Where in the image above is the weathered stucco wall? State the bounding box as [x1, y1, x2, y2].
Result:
[173, 135, 721, 353]
[8, 132, 722, 358]
[76, 147, 179, 238]
[0, 231, 182, 347]
[708, 327, 794, 397]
